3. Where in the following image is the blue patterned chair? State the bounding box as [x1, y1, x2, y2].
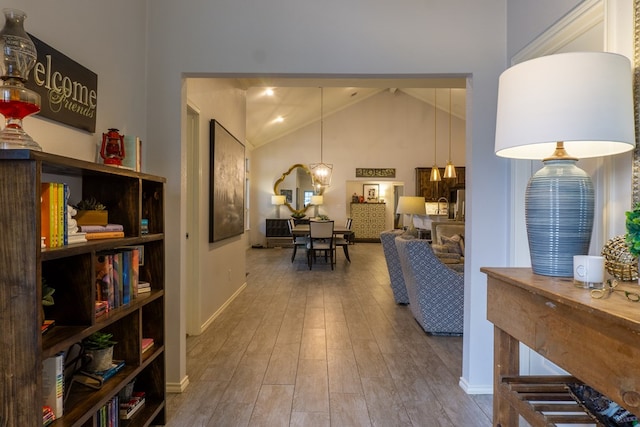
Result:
[394, 234, 464, 335]
[380, 229, 409, 304]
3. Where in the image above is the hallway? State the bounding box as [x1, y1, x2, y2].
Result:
[166, 242, 492, 426]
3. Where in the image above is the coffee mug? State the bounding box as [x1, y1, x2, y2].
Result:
[573, 255, 605, 289]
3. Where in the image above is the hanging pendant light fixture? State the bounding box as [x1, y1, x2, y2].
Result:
[430, 88, 442, 182]
[443, 88, 457, 179]
[309, 87, 333, 188]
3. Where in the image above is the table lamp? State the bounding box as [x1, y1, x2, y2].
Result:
[396, 196, 426, 235]
[271, 195, 286, 218]
[495, 51, 635, 277]
[310, 195, 323, 217]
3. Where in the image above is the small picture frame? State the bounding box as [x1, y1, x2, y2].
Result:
[280, 189, 293, 204]
[363, 184, 379, 202]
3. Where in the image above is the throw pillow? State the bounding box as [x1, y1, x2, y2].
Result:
[440, 234, 463, 255]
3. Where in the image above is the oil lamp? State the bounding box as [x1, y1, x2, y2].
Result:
[0, 9, 42, 150]
[100, 128, 125, 166]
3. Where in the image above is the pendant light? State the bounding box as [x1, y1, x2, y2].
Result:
[309, 87, 333, 188]
[443, 88, 457, 179]
[430, 88, 441, 182]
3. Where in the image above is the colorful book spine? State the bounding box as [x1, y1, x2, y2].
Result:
[121, 249, 131, 305]
[40, 183, 52, 248]
[63, 184, 69, 246]
[42, 352, 64, 419]
[95, 253, 112, 311]
[79, 224, 124, 233]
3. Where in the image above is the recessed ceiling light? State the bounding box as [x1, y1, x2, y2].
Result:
[265, 88, 274, 96]
[274, 116, 284, 123]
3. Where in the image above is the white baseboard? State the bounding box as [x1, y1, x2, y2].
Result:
[166, 375, 190, 393]
[198, 282, 247, 333]
[459, 376, 493, 395]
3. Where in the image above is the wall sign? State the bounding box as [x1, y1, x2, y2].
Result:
[25, 34, 98, 133]
[355, 168, 396, 178]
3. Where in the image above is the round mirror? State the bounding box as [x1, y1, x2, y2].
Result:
[274, 164, 322, 217]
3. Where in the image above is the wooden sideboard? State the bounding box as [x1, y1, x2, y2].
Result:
[483, 267, 640, 426]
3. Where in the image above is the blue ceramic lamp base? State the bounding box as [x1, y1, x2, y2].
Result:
[526, 158, 594, 277]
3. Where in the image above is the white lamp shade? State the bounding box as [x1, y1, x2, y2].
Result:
[495, 52, 635, 159]
[396, 196, 426, 215]
[310, 195, 323, 205]
[271, 195, 286, 205]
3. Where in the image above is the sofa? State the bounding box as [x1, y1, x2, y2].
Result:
[380, 229, 409, 304]
[394, 234, 464, 335]
[430, 221, 465, 273]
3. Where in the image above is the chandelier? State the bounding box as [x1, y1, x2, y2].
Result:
[309, 87, 333, 188]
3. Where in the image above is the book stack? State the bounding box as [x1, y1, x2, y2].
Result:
[96, 247, 141, 310]
[40, 182, 69, 248]
[80, 224, 125, 240]
[43, 406, 56, 426]
[137, 280, 151, 294]
[119, 391, 145, 420]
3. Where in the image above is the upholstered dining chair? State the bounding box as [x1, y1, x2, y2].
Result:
[394, 234, 464, 335]
[287, 218, 307, 262]
[307, 220, 335, 270]
[334, 217, 353, 262]
[380, 229, 409, 304]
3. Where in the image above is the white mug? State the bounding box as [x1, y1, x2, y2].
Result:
[573, 255, 605, 289]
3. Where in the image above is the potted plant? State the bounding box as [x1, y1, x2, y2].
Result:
[75, 196, 108, 226]
[625, 203, 640, 283]
[82, 331, 117, 372]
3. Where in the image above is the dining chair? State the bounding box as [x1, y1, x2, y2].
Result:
[288, 218, 307, 262]
[334, 217, 353, 262]
[306, 220, 335, 270]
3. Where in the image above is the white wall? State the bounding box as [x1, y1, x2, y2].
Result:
[251, 90, 466, 245]
[147, 0, 508, 393]
[186, 79, 248, 334]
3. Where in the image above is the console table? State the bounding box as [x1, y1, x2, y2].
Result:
[482, 267, 640, 426]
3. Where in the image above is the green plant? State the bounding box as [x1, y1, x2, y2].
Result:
[76, 196, 106, 211]
[625, 203, 640, 257]
[42, 278, 55, 306]
[317, 214, 329, 221]
[83, 331, 117, 350]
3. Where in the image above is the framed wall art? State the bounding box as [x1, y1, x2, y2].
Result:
[209, 119, 245, 242]
[363, 184, 379, 202]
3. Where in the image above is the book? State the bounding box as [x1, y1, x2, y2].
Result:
[95, 301, 108, 318]
[141, 337, 154, 353]
[85, 231, 125, 240]
[95, 253, 113, 310]
[40, 183, 52, 248]
[122, 135, 142, 172]
[42, 352, 64, 419]
[121, 249, 131, 305]
[41, 319, 55, 335]
[76, 360, 125, 390]
[119, 391, 145, 420]
[79, 224, 124, 233]
[43, 405, 56, 426]
[113, 252, 123, 308]
[67, 232, 87, 244]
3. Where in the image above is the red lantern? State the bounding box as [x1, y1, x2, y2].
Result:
[100, 128, 125, 166]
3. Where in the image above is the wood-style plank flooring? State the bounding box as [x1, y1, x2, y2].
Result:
[166, 242, 493, 426]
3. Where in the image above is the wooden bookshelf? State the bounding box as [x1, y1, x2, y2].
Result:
[0, 150, 166, 426]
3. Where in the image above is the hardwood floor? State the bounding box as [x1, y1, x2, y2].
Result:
[166, 242, 493, 426]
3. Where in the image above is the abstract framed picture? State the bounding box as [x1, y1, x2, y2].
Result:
[209, 119, 245, 242]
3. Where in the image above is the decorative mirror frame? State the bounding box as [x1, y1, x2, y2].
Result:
[273, 164, 321, 217]
[634, 0, 640, 203]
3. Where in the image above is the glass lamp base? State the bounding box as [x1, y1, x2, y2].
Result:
[0, 124, 41, 150]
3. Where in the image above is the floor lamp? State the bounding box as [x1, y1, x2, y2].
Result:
[495, 52, 635, 277]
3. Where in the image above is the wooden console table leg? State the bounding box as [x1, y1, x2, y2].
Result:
[494, 326, 519, 427]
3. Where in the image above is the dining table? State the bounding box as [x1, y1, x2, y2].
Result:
[292, 223, 354, 263]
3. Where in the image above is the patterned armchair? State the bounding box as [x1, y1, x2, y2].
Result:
[394, 234, 464, 335]
[380, 229, 409, 304]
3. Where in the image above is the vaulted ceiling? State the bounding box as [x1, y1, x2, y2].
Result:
[239, 77, 467, 148]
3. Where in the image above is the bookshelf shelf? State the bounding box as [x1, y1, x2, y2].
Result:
[0, 150, 166, 426]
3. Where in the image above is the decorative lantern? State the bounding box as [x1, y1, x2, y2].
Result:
[100, 128, 125, 166]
